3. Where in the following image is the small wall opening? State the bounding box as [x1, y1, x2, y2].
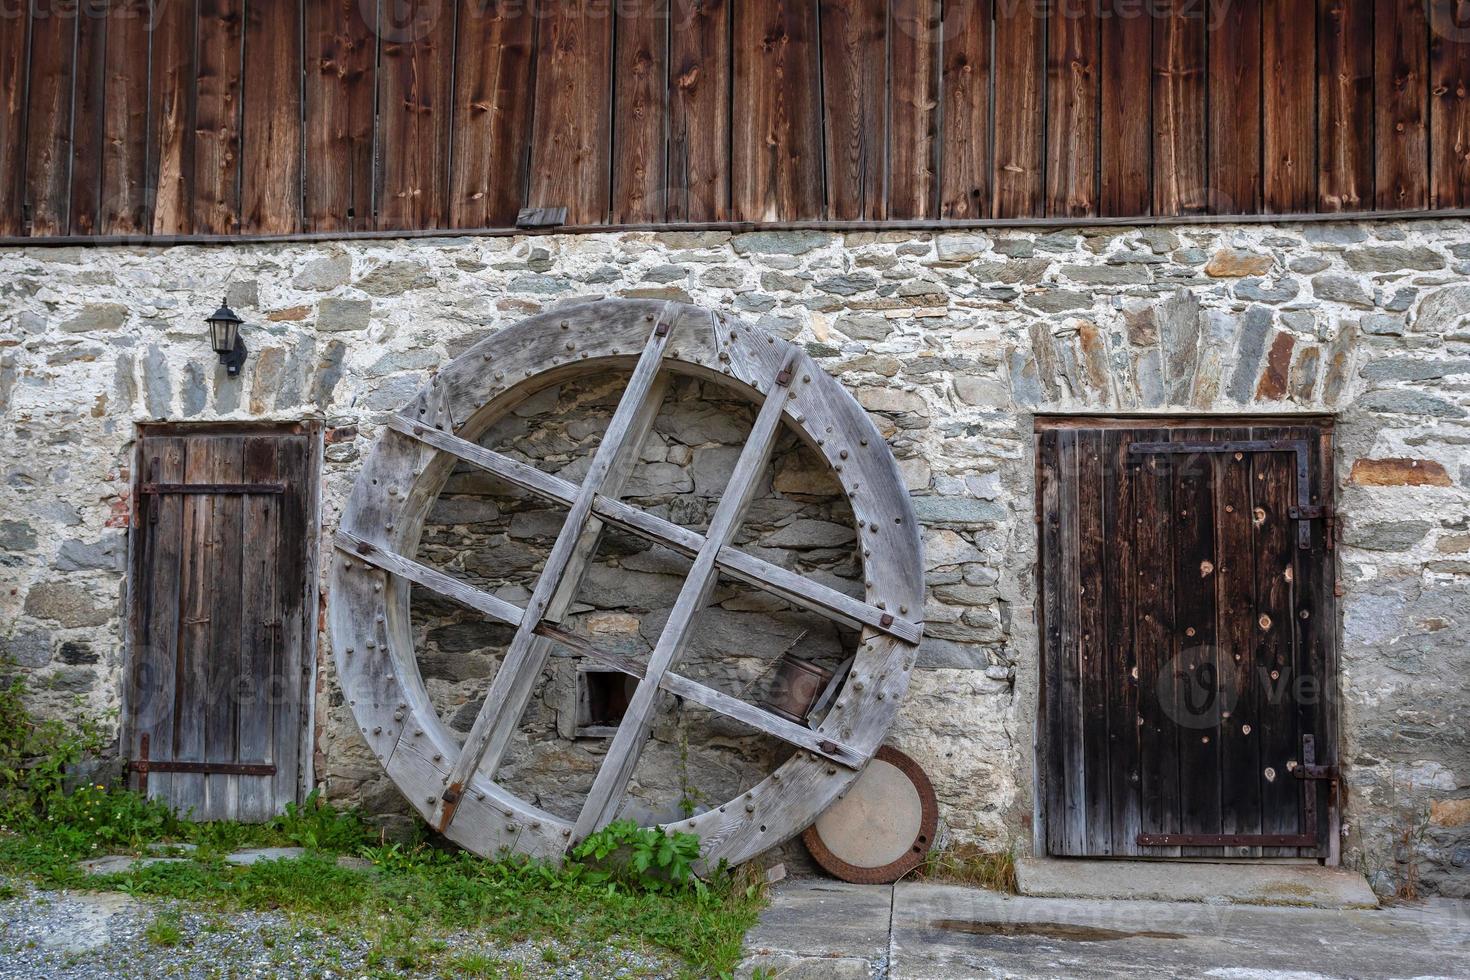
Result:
[575, 668, 639, 737]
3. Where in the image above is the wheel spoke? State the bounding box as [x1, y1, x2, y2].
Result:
[335, 530, 523, 626]
[335, 529, 863, 769]
[573, 352, 802, 839]
[555, 629, 862, 767]
[386, 423, 923, 645]
[430, 308, 676, 833]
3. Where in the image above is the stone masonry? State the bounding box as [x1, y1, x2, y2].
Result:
[0, 220, 1467, 895]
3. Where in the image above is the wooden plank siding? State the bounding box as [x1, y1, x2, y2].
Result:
[888, 0, 942, 219]
[99, 0, 151, 236]
[304, 0, 377, 231]
[1375, 0, 1429, 211]
[23, 3, 76, 237]
[611, 1, 669, 224]
[821, 0, 887, 220]
[526, 2, 615, 225]
[1099, 2, 1152, 216]
[1317, 0, 1374, 212]
[1151, 0, 1206, 215]
[1432, 0, 1470, 207]
[668, 0, 731, 221]
[1208, 0, 1262, 214]
[1045, 0, 1098, 218]
[733, 0, 824, 220]
[450, 0, 536, 228]
[241, 2, 304, 235]
[192, 0, 246, 236]
[375, 0, 455, 231]
[68, 8, 107, 236]
[938, 0, 991, 219]
[3, 0, 1470, 239]
[1264, 0, 1317, 212]
[991, 0, 1046, 217]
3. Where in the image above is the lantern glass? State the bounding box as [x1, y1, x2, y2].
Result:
[205, 299, 248, 376]
[208, 315, 238, 354]
[206, 300, 243, 355]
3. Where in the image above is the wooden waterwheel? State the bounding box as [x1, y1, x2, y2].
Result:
[329, 299, 925, 868]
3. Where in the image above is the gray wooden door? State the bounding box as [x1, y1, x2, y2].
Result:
[126, 424, 319, 821]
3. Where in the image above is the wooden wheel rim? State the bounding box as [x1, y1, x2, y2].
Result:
[329, 299, 924, 867]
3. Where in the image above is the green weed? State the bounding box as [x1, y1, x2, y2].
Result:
[572, 819, 705, 895]
[144, 909, 183, 947]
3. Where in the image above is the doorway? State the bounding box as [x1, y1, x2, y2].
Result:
[1036, 418, 1337, 859]
[125, 423, 320, 821]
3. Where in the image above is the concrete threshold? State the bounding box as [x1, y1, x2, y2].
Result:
[1016, 856, 1379, 909]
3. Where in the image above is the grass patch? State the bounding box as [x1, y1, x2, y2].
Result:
[917, 842, 1019, 892]
[0, 822, 764, 976]
[447, 951, 526, 977]
[0, 666, 764, 977]
[144, 909, 183, 947]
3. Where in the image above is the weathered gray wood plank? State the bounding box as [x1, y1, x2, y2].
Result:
[131, 436, 188, 805]
[237, 436, 280, 822]
[574, 351, 799, 838]
[336, 530, 526, 625]
[430, 305, 677, 832]
[384, 415, 922, 643]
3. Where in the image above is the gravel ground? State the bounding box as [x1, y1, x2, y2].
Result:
[0, 876, 683, 979]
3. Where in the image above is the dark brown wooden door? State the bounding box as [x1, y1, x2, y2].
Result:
[127, 424, 319, 822]
[1038, 419, 1336, 859]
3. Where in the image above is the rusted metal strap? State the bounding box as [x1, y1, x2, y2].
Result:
[130, 735, 275, 795]
[130, 761, 277, 775]
[1128, 438, 1320, 549]
[141, 482, 286, 495]
[1136, 833, 1317, 847]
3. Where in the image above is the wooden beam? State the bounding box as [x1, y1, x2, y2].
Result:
[573, 351, 800, 839]
[384, 417, 923, 645]
[335, 530, 525, 626]
[657, 671, 863, 769]
[334, 530, 863, 770]
[429, 306, 676, 832]
[548, 373, 670, 625]
[541, 624, 861, 768]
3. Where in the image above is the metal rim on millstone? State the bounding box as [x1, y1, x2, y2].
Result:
[800, 745, 939, 884]
[329, 299, 925, 869]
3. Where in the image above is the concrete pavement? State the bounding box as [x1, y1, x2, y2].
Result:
[739, 880, 1470, 979]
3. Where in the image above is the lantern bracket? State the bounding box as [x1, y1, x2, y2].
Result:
[219, 334, 248, 376]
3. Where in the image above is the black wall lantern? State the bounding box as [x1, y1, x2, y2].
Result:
[206, 298, 248, 376]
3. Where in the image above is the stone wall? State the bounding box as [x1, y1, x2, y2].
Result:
[1, 219, 1466, 895]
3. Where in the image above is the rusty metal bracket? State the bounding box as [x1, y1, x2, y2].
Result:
[1136, 832, 1317, 847]
[1294, 733, 1338, 854]
[1128, 438, 1320, 549]
[129, 734, 276, 795]
[141, 482, 285, 495]
[1139, 734, 1334, 852]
